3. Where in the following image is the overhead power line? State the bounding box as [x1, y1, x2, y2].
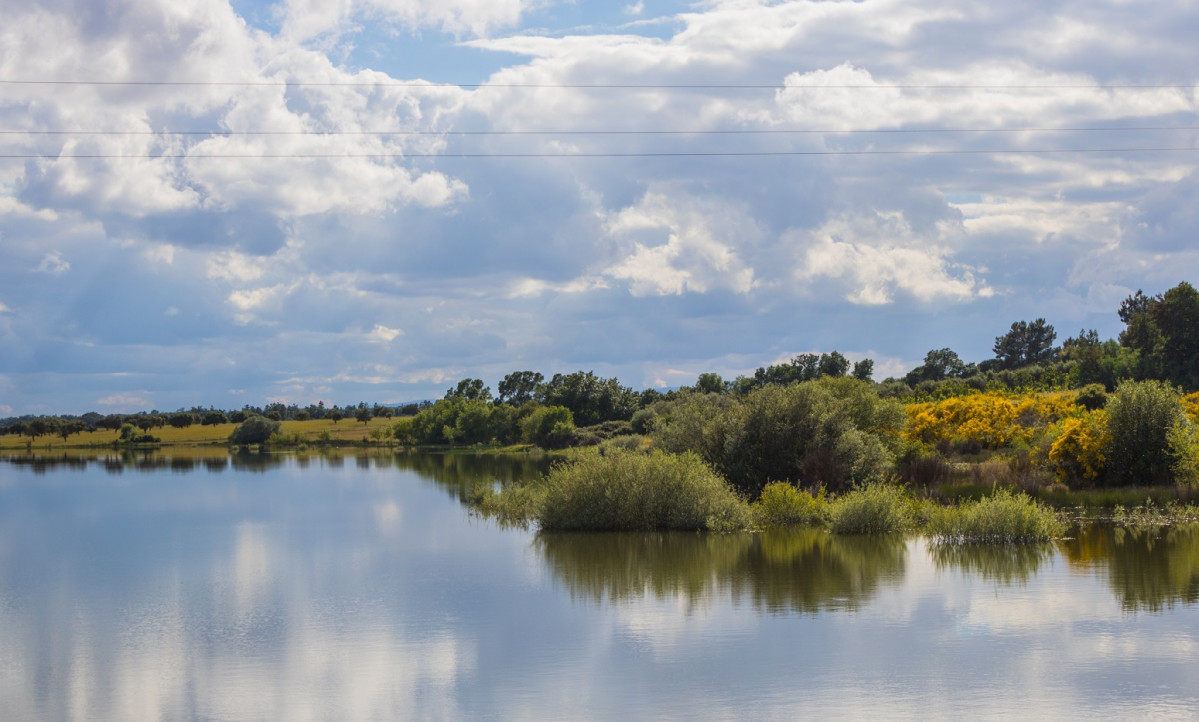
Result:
[3, 126, 1199, 136]
[4, 147, 1197, 159]
[1, 79, 1197, 90]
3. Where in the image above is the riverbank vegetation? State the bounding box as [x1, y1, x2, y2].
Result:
[5, 281, 1199, 534]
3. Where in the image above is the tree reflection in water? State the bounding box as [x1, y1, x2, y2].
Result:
[1059, 524, 1199, 612]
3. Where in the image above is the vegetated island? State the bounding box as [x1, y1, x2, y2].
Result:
[4, 282, 1199, 539]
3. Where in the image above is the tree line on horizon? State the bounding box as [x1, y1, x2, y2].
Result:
[3, 281, 1198, 446]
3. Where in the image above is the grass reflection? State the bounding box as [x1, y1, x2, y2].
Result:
[536, 528, 907, 613]
[930, 543, 1054, 585]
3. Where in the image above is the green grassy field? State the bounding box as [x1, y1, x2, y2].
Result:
[0, 417, 401, 450]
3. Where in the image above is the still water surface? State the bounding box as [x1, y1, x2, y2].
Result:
[1, 452, 1198, 720]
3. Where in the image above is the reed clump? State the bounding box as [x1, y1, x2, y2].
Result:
[827, 482, 914, 534]
[753, 482, 829, 527]
[476, 448, 752, 532]
[928, 489, 1063, 544]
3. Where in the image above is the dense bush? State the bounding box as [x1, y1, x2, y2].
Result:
[520, 405, 576, 448]
[1075, 384, 1108, 410]
[653, 378, 902, 498]
[1045, 410, 1110, 485]
[1104, 380, 1184, 486]
[1168, 419, 1199, 489]
[927, 489, 1062, 543]
[228, 415, 281, 445]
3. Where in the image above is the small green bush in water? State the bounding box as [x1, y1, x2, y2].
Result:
[828, 482, 912, 534]
[491, 448, 751, 532]
[927, 489, 1063, 544]
[754, 482, 828, 527]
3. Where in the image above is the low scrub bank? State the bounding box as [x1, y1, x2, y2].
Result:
[927, 489, 1063, 543]
[474, 448, 1073, 541]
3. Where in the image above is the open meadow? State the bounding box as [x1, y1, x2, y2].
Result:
[0, 416, 401, 451]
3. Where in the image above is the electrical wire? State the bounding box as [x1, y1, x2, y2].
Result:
[3, 126, 1198, 136]
[2, 79, 1197, 90]
[3, 148, 1196, 159]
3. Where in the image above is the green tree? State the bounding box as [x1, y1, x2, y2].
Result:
[58, 419, 87, 441]
[1154, 282, 1199, 390]
[694, 372, 727, 394]
[97, 414, 126, 432]
[852, 358, 874, 382]
[169, 412, 196, 429]
[228, 415, 281, 445]
[905, 348, 966, 385]
[654, 377, 902, 497]
[497, 371, 544, 405]
[355, 405, 372, 424]
[1104, 379, 1184, 486]
[201, 410, 228, 425]
[993, 319, 1058, 370]
[520, 405, 576, 448]
[538, 371, 636, 427]
[445, 378, 492, 403]
[818, 351, 850, 378]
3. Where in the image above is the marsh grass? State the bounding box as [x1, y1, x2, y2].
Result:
[753, 482, 829, 527]
[1108, 500, 1199, 527]
[1035, 485, 1194, 509]
[927, 489, 1063, 544]
[474, 448, 752, 532]
[929, 542, 1054, 584]
[827, 482, 913, 534]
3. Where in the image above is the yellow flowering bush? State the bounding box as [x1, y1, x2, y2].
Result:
[906, 392, 1074, 449]
[1046, 410, 1110, 484]
[1182, 392, 1199, 424]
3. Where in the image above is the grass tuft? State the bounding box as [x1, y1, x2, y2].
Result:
[828, 482, 913, 534]
[753, 482, 829, 527]
[474, 448, 752, 532]
[927, 489, 1063, 544]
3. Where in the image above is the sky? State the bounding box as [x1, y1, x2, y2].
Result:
[1, 0, 1197, 416]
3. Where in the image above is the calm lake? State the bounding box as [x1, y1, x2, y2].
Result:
[2, 451, 1198, 720]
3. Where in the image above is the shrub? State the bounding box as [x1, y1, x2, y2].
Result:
[228, 415, 281, 445]
[630, 408, 658, 434]
[1168, 419, 1199, 490]
[520, 405, 576, 449]
[1104, 379, 1184, 486]
[1045, 410, 1110, 485]
[753, 482, 828, 527]
[927, 489, 1063, 543]
[597, 434, 650, 454]
[492, 449, 752, 532]
[661, 378, 901, 498]
[1183, 392, 1199, 424]
[1075, 384, 1108, 410]
[828, 482, 912, 534]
